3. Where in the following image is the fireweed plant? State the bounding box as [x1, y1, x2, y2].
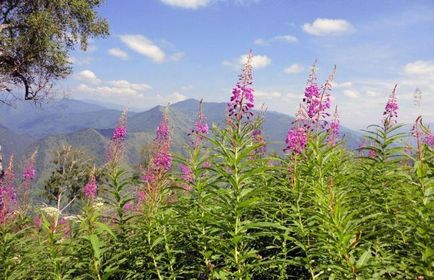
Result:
[1, 57, 434, 279]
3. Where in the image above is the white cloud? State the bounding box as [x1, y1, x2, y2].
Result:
[302, 18, 355, 36]
[223, 54, 271, 69]
[241, 54, 271, 69]
[254, 38, 267, 46]
[159, 0, 260, 9]
[255, 90, 282, 98]
[274, 35, 298, 43]
[255, 34, 298, 46]
[75, 71, 152, 101]
[75, 70, 100, 84]
[404, 60, 434, 75]
[284, 64, 304, 74]
[286, 92, 301, 100]
[343, 89, 360, 98]
[332, 81, 353, 89]
[120, 35, 166, 63]
[68, 56, 94, 66]
[73, 71, 191, 109]
[108, 80, 152, 92]
[108, 48, 129, 59]
[77, 84, 141, 98]
[169, 92, 188, 102]
[366, 90, 378, 97]
[160, 0, 210, 9]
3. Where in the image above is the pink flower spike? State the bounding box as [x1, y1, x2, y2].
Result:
[328, 106, 340, 143]
[107, 109, 128, 164]
[156, 110, 170, 141]
[285, 127, 308, 155]
[190, 99, 209, 145]
[23, 152, 37, 181]
[383, 84, 398, 128]
[227, 50, 255, 121]
[424, 133, 434, 147]
[180, 164, 193, 183]
[83, 167, 97, 200]
[141, 106, 172, 197]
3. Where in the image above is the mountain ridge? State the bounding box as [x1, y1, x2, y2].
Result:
[0, 98, 362, 184]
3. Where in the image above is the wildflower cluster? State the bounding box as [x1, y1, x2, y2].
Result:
[83, 167, 97, 200]
[412, 116, 434, 157]
[190, 99, 209, 145]
[228, 51, 255, 121]
[302, 64, 335, 128]
[0, 156, 16, 223]
[284, 63, 338, 154]
[140, 108, 172, 202]
[328, 106, 340, 143]
[383, 84, 398, 129]
[284, 127, 308, 154]
[107, 109, 128, 164]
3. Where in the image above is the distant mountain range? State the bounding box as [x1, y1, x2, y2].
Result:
[0, 98, 362, 183]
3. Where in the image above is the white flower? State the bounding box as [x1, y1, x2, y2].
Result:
[40, 206, 60, 218]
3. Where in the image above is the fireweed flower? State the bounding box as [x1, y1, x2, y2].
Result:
[140, 108, 172, 202]
[252, 129, 267, 155]
[190, 99, 209, 145]
[107, 109, 128, 164]
[424, 133, 434, 147]
[328, 106, 340, 143]
[285, 127, 308, 155]
[83, 167, 97, 200]
[156, 116, 170, 141]
[227, 50, 255, 121]
[113, 125, 127, 140]
[21, 151, 37, 195]
[303, 65, 320, 120]
[383, 84, 398, 129]
[284, 104, 309, 154]
[0, 156, 16, 223]
[136, 190, 146, 204]
[413, 116, 434, 149]
[23, 155, 36, 181]
[33, 215, 42, 229]
[0, 156, 16, 203]
[180, 164, 193, 183]
[300, 63, 335, 130]
[123, 201, 136, 212]
[153, 151, 172, 172]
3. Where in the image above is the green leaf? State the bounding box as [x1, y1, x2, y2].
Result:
[89, 234, 101, 260]
[356, 249, 371, 269]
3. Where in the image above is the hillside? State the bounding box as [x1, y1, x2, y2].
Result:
[0, 99, 129, 138]
[0, 98, 362, 182]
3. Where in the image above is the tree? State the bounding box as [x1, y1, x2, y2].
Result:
[0, 0, 109, 102]
[44, 145, 95, 211]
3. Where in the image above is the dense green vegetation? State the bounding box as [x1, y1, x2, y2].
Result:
[1, 61, 433, 280]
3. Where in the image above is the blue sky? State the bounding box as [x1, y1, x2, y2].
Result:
[65, 0, 434, 129]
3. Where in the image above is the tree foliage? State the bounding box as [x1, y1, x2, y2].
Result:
[0, 0, 109, 102]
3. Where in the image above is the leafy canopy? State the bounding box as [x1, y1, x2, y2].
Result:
[0, 0, 109, 102]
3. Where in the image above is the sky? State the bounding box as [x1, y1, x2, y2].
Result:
[64, 0, 434, 129]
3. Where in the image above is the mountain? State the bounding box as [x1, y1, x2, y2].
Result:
[0, 98, 131, 138]
[0, 98, 363, 186]
[171, 99, 362, 150]
[0, 123, 34, 163]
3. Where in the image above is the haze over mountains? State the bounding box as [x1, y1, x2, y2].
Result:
[0, 98, 362, 181]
